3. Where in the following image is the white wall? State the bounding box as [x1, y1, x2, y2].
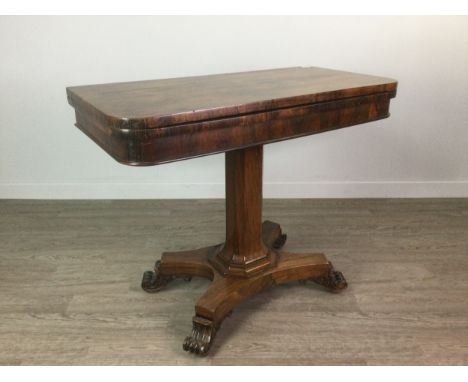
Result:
[0, 16, 467, 199]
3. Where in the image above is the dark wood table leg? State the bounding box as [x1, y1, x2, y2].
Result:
[142, 145, 347, 355]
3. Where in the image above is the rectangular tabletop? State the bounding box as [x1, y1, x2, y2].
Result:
[67, 67, 397, 165]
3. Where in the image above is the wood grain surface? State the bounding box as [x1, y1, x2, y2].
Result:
[0, 199, 467, 365]
[66, 67, 397, 165]
[67, 67, 397, 128]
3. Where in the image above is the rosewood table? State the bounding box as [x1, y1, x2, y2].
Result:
[66, 67, 397, 355]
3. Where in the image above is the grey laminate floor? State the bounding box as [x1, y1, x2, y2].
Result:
[0, 199, 467, 365]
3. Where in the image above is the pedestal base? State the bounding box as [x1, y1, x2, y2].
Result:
[142, 220, 347, 355]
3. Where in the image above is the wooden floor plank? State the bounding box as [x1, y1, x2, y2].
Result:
[0, 199, 467, 365]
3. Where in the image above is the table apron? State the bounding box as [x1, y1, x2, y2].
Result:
[74, 91, 394, 166]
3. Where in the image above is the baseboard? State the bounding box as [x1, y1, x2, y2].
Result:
[0, 181, 467, 199]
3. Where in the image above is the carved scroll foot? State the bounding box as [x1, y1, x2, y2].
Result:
[310, 264, 348, 292]
[272, 233, 287, 249]
[183, 316, 217, 356]
[141, 260, 176, 293]
[262, 220, 287, 249]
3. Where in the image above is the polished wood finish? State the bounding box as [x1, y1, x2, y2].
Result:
[210, 145, 273, 277]
[142, 220, 346, 355]
[66, 67, 397, 355]
[67, 67, 397, 129]
[67, 67, 397, 165]
[139, 145, 347, 354]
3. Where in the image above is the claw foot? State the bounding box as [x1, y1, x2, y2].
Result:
[311, 266, 347, 292]
[141, 260, 175, 292]
[273, 233, 287, 249]
[183, 316, 216, 356]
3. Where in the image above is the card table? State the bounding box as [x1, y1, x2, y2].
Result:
[67, 67, 397, 355]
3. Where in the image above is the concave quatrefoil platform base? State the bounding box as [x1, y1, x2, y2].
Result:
[141, 220, 347, 356]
